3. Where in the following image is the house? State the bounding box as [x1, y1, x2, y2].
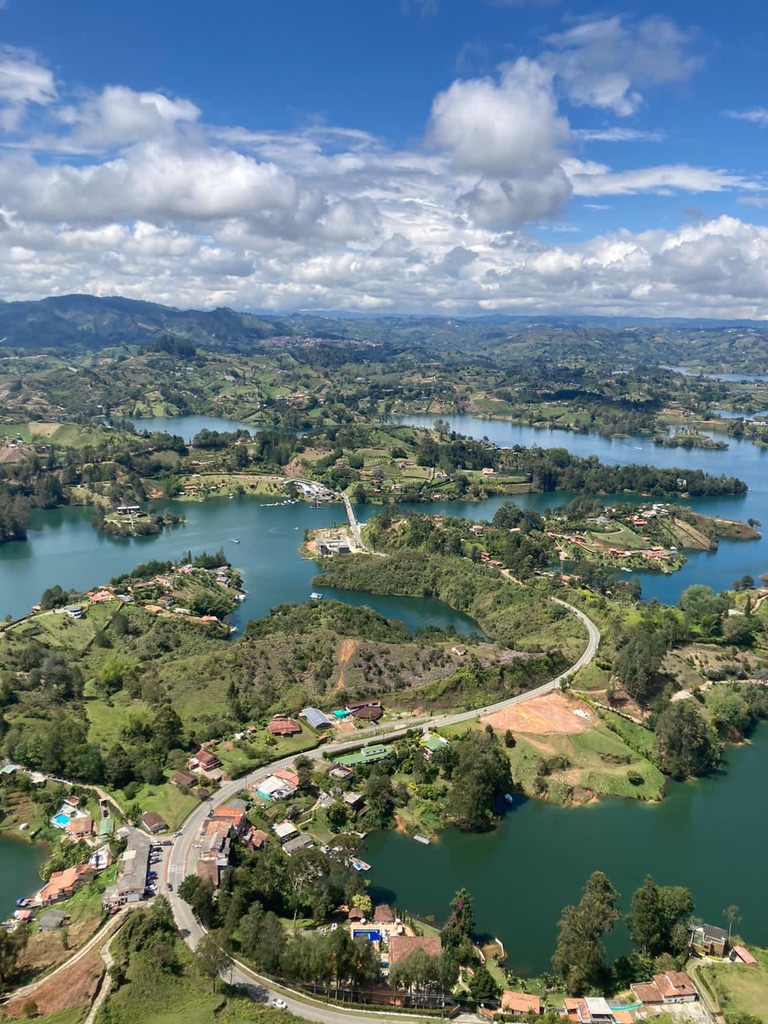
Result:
[388, 935, 442, 966]
[64, 604, 84, 619]
[346, 700, 384, 722]
[38, 863, 95, 904]
[631, 972, 698, 1005]
[282, 833, 315, 856]
[38, 909, 67, 932]
[421, 732, 448, 759]
[140, 812, 168, 834]
[451, 645, 467, 657]
[244, 827, 269, 852]
[275, 768, 300, 789]
[268, 717, 302, 736]
[66, 815, 94, 839]
[171, 770, 198, 789]
[348, 906, 366, 922]
[272, 819, 299, 843]
[256, 774, 297, 801]
[301, 707, 333, 731]
[334, 744, 393, 768]
[197, 858, 220, 885]
[341, 791, 363, 810]
[190, 749, 221, 772]
[481, 467, 495, 477]
[690, 922, 729, 957]
[208, 805, 247, 836]
[501, 990, 541, 1015]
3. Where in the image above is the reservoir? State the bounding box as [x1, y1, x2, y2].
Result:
[365, 723, 768, 976]
[0, 836, 48, 921]
[2, 413, 768, 969]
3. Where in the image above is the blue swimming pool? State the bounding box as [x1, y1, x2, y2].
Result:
[52, 813, 70, 828]
[353, 929, 382, 942]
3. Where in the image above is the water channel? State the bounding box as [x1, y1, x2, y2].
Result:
[2, 412, 768, 964]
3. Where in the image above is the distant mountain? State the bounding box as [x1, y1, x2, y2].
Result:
[0, 295, 766, 371]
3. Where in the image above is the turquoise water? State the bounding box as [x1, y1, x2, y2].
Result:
[52, 813, 70, 827]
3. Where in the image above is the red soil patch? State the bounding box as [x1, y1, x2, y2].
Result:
[4, 950, 104, 1017]
[481, 692, 594, 735]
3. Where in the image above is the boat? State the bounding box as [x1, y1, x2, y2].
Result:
[310, 592, 323, 601]
[413, 835, 431, 845]
[351, 859, 371, 872]
[231, 538, 240, 544]
[503, 793, 516, 805]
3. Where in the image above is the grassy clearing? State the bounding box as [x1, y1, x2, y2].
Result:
[0, 422, 32, 441]
[84, 691, 153, 749]
[102, 938, 297, 1024]
[111, 781, 199, 830]
[702, 945, 768, 1021]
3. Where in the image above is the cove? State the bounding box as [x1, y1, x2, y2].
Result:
[364, 723, 768, 978]
[0, 835, 48, 920]
[126, 414, 257, 443]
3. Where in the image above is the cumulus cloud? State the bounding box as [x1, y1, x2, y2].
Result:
[0, 45, 56, 130]
[0, 42, 763, 318]
[544, 16, 701, 115]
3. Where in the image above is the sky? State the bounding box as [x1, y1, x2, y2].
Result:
[0, 0, 766, 319]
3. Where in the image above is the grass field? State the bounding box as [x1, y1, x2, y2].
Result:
[701, 945, 768, 1021]
[111, 781, 199, 830]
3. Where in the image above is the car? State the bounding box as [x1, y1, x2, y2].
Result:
[271, 999, 288, 1010]
[167, 882, 173, 891]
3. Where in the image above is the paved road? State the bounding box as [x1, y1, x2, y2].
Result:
[341, 494, 367, 552]
[165, 597, 600, 1019]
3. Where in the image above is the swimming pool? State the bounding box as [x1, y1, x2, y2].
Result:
[52, 813, 70, 828]
[353, 929, 382, 942]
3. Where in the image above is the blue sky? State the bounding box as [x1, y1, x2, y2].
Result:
[0, 0, 766, 317]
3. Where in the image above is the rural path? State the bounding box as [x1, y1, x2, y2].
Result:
[82, 917, 124, 1024]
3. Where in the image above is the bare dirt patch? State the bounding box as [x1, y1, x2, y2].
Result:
[4, 949, 104, 1018]
[481, 692, 594, 735]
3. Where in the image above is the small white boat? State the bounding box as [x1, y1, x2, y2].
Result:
[413, 835, 431, 845]
[310, 592, 323, 601]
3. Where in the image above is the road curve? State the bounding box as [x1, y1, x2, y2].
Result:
[165, 597, 600, 1019]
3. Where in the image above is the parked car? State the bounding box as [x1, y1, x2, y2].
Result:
[271, 999, 287, 1010]
[167, 882, 173, 891]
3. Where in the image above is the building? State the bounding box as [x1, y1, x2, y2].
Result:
[334, 744, 393, 768]
[373, 904, 395, 925]
[190, 749, 221, 772]
[421, 732, 448, 759]
[98, 817, 115, 841]
[207, 805, 247, 836]
[256, 774, 297, 801]
[272, 819, 299, 843]
[388, 935, 442, 966]
[731, 945, 758, 965]
[244, 827, 269, 851]
[690, 922, 729, 957]
[38, 909, 67, 932]
[140, 811, 168, 834]
[631, 972, 698, 1006]
[38, 863, 95, 904]
[282, 833, 315, 856]
[268, 717, 302, 736]
[64, 604, 83, 619]
[66, 815, 94, 840]
[102, 829, 151, 908]
[171, 769, 198, 789]
[346, 700, 384, 722]
[301, 707, 333, 731]
[501, 990, 541, 1015]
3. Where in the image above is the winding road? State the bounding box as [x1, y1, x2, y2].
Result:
[164, 596, 601, 1020]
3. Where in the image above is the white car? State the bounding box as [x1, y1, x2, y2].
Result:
[271, 998, 288, 1010]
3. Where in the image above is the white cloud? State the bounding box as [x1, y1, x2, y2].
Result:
[724, 107, 768, 127]
[563, 159, 760, 197]
[573, 127, 664, 142]
[544, 16, 701, 115]
[430, 58, 569, 177]
[0, 45, 56, 130]
[56, 85, 201, 150]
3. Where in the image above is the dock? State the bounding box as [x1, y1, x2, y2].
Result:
[413, 835, 431, 845]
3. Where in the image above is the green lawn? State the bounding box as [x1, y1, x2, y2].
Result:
[701, 946, 768, 1021]
[111, 781, 199, 830]
[84, 691, 153, 749]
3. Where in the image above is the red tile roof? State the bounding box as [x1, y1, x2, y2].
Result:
[388, 935, 442, 966]
[501, 990, 541, 1014]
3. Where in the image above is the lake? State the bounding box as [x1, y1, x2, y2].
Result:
[365, 723, 768, 976]
[0, 836, 48, 921]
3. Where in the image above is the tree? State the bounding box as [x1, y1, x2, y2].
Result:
[446, 731, 512, 831]
[194, 932, 232, 993]
[351, 893, 373, 917]
[286, 848, 328, 929]
[654, 700, 721, 778]
[627, 876, 694, 957]
[177, 876, 217, 927]
[239, 903, 287, 973]
[468, 962, 499, 1004]
[362, 771, 394, 829]
[552, 871, 621, 994]
[723, 904, 741, 941]
[0, 926, 28, 991]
